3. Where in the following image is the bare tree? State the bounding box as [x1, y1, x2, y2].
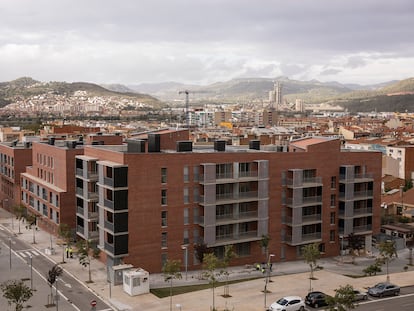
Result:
[162, 259, 182, 311]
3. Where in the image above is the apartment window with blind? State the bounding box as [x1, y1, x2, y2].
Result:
[161, 189, 167, 205]
[161, 168, 167, 184]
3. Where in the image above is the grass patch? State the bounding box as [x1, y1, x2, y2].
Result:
[151, 277, 260, 298]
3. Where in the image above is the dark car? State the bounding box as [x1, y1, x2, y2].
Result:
[305, 291, 329, 308]
[367, 282, 400, 297]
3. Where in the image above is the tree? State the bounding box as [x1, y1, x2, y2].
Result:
[347, 233, 363, 264]
[222, 244, 236, 297]
[194, 241, 213, 264]
[259, 234, 271, 262]
[77, 239, 100, 283]
[378, 240, 398, 282]
[203, 253, 224, 311]
[58, 223, 72, 263]
[363, 263, 382, 276]
[162, 259, 182, 311]
[325, 284, 356, 311]
[0, 280, 33, 311]
[12, 204, 26, 234]
[47, 264, 63, 305]
[302, 243, 320, 291]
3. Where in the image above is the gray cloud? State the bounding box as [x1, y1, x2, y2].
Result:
[0, 0, 414, 85]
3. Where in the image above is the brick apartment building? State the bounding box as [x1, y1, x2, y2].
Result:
[0, 141, 32, 210]
[15, 133, 123, 235]
[75, 129, 382, 277]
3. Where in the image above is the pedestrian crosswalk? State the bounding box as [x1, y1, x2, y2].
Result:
[16, 249, 41, 258]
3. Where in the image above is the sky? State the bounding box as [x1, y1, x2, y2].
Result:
[1, 0, 414, 86]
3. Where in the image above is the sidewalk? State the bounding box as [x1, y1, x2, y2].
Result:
[1, 207, 414, 311]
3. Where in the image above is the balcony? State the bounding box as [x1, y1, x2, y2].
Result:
[87, 171, 98, 180]
[104, 242, 114, 255]
[353, 224, 372, 233]
[76, 187, 83, 196]
[216, 191, 258, 203]
[86, 192, 98, 200]
[76, 168, 83, 177]
[76, 206, 84, 216]
[286, 177, 323, 188]
[302, 214, 322, 223]
[339, 173, 374, 182]
[285, 196, 322, 207]
[354, 207, 373, 216]
[283, 232, 322, 245]
[239, 171, 258, 178]
[104, 220, 114, 232]
[339, 190, 373, 200]
[215, 230, 258, 244]
[216, 172, 234, 180]
[88, 211, 99, 219]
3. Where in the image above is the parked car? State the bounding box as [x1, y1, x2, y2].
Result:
[305, 291, 329, 308]
[367, 282, 400, 297]
[352, 289, 368, 301]
[269, 296, 305, 311]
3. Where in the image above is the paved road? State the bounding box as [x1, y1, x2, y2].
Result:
[0, 227, 113, 311]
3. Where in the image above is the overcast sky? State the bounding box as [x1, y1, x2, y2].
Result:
[1, 0, 413, 86]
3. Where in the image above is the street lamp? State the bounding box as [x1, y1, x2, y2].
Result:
[264, 254, 275, 310]
[181, 245, 188, 280]
[29, 255, 33, 290]
[339, 235, 344, 263]
[55, 278, 59, 311]
[9, 237, 12, 269]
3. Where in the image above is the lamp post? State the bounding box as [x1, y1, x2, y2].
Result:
[9, 237, 12, 269]
[55, 278, 59, 311]
[181, 245, 188, 280]
[264, 254, 275, 310]
[30, 255, 33, 290]
[340, 235, 344, 263]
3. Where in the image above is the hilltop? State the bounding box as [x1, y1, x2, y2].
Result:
[0, 77, 163, 109]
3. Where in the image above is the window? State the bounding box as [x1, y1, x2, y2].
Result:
[330, 194, 336, 208]
[193, 166, 199, 182]
[330, 230, 335, 242]
[183, 166, 189, 182]
[216, 163, 232, 179]
[161, 211, 167, 227]
[330, 212, 336, 225]
[183, 229, 189, 244]
[184, 187, 189, 204]
[193, 207, 199, 224]
[236, 242, 251, 257]
[331, 176, 336, 189]
[193, 187, 199, 203]
[161, 189, 167, 205]
[161, 168, 167, 184]
[184, 208, 189, 225]
[161, 232, 167, 248]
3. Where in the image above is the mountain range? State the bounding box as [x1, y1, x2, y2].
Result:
[2, 76, 414, 113]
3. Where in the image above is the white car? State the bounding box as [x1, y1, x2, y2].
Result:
[269, 296, 305, 311]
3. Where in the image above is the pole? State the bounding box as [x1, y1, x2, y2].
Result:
[9, 237, 12, 269]
[55, 278, 59, 311]
[264, 254, 275, 310]
[108, 280, 112, 298]
[32, 225, 36, 244]
[181, 245, 188, 280]
[30, 255, 33, 290]
[340, 235, 343, 263]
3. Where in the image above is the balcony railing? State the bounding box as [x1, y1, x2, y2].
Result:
[302, 232, 322, 241]
[216, 172, 233, 180]
[104, 242, 114, 254]
[302, 214, 322, 223]
[76, 168, 83, 177]
[104, 220, 114, 232]
[216, 191, 258, 201]
[76, 225, 84, 235]
[76, 206, 84, 216]
[216, 230, 258, 241]
[286, 195, 322, 206]
[104, 177, 114, 187]
[339, 173, 374, 181]
[239, 171, 258, 178]
[353, 207, 373, 215]
[353, 224, 372, 233]
[88, 211, 99, 219]
[286, 176, 322, 187]
[76, 187, 83, 196]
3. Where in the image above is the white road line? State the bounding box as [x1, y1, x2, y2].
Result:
[32, 250, 39, 256]
[19, 251, 27, 257]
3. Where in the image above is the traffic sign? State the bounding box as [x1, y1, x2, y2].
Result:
[91, 300, 97, 307]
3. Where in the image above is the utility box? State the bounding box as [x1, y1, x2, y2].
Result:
[123, 268, 150, 296]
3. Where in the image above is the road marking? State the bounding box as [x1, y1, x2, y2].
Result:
[17, 250, 41, 258]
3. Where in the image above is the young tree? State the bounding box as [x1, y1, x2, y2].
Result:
[203, 252, 224, 311]
[58, 223, 72, 263]
[12, 204, 26, 234]
[302, 243, 320, 291]
[222, 244, 236, 297]
[0, 280, 33, 311]
[325, 284, 356, 311]
[259, 234, 271, 262]
[47, 264, 63, 305]
[77, 239, 100, 283]
[378, 240, 398, 282]
[363, 262, 382, 276]
[162, 259, 182, 311]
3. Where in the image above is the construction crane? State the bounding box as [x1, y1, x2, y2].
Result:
[178, 90, 190, 128]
